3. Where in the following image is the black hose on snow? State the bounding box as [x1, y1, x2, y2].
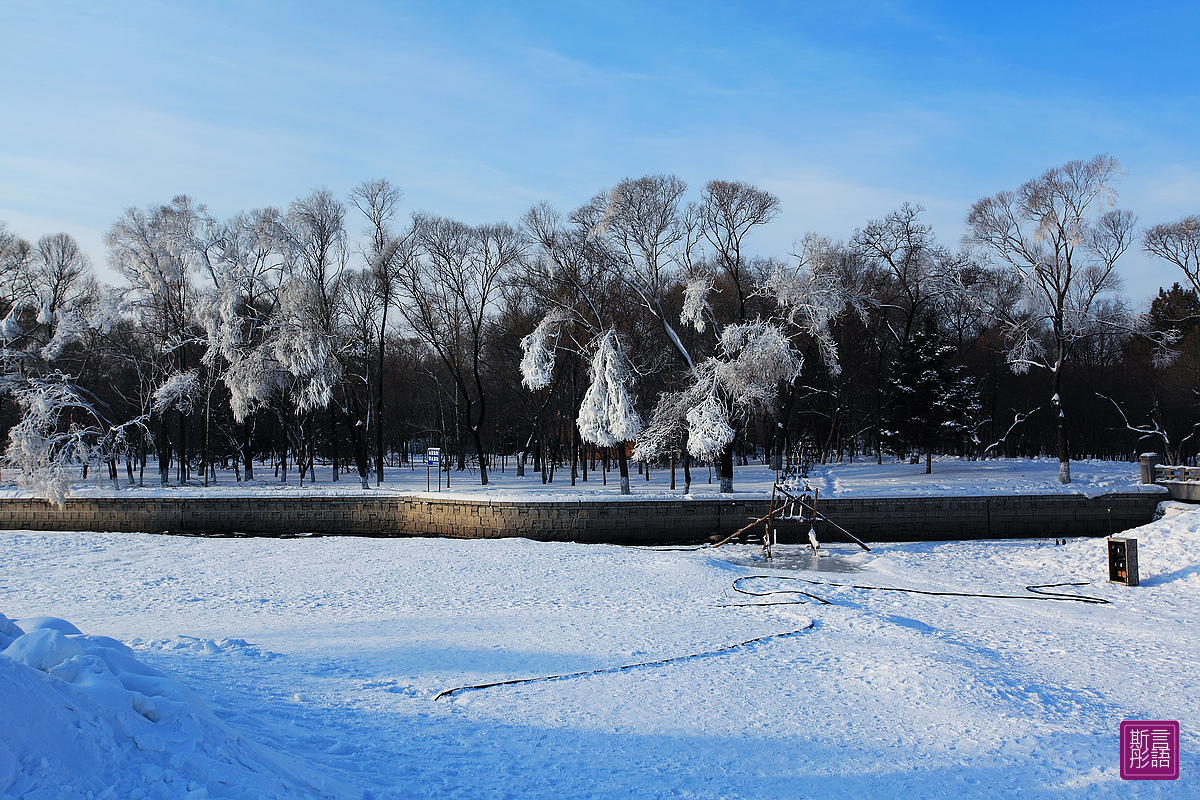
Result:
[728, 575, 1111, 606]
[434, 622, 815, 701]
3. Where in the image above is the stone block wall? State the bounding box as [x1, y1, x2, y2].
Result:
[0, 491, 1163, 545]
[783, 492, 1164, 545]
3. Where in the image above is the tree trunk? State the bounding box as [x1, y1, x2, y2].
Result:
[177, 407, 187, 483]
[375, 308, 387, 486]
[158, 429, 171, 486]
[202, 389, 212, 487]
[618, 444, 630, 495]
[1052, 361, 1070, 484]
[718, 442, 734, 494]
[329, 406, 339, 482]
[470, 424, 489, 486]
[926, 450, 932, 474]
[348, 394, 371, 488]
[243, 420, 254, 481]
[570, 425, 578, 486]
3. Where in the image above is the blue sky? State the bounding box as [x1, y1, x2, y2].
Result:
[2, 1, 1197, 302]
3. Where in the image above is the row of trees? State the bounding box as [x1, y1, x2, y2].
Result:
[2, 154, 1198, 502]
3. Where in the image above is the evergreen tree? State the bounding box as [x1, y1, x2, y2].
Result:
[1149, 283, 1200, 336]
[881, 325, 979, 473]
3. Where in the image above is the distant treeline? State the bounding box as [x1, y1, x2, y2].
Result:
[2, 155, 1198, 500]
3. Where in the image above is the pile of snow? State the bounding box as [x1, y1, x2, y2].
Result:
[0, 614, 349, 800]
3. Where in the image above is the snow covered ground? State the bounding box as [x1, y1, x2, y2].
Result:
[2, 499, 1197, 798]
[0, 456, 1160, 502]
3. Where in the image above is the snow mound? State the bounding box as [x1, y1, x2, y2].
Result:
[1131, 502, 1200, 587]
[131, 635, 278, 659]
[1002, 500, 1200, 590]
[0, 618, 353, 799]
[15, 615, 82, 635]
[0, 614, 21, 649]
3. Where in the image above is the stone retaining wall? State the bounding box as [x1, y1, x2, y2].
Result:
[0, 491, 1164, 544]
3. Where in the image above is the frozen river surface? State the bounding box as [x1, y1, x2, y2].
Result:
[1, 500, 1198, 798]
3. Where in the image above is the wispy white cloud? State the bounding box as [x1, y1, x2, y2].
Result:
[0, 0, 1196, 306]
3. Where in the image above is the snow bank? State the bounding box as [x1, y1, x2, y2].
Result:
[0, 614, 352, 799]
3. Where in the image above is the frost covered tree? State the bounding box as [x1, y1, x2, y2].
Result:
[576, 330, 642, 493]
[27, 234, 99, 337]
[757, 234, 869, 467]
[0, 223, 33, 311]
[699, 180, 781, 324]
[106, 197, 206, 483]
[1144, 215, 1200, 297]
[588, 175, 702, 368]
[852, 203, 963, 348]
[632, 259, 849, 487]
[634, 321, 804, 486]
[338, 268, 383, 487]
[0, 232, 99, 370]
[522, 182, 713, 489]
[273, 189, 349, 483]
[397, 216, 522, 485]
[967, 154, 1136, 484]
[0, 221, 148, 501]
[191, 208, 285, 481]
[4, 378, 101, 505]
[588, 175, 738, 482]
[349, 178, 418, 485]
[518, 202, 628, 478]
[523, 178, 852, 493]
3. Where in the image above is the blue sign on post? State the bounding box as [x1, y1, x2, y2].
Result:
[426, 448, 441, 491]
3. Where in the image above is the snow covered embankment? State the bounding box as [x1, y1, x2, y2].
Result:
[0, 614, 351, 800]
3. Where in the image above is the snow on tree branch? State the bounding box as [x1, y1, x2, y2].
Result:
[1004, 328, 1046, 375]
[685, 390, 734, 460]
[224, 349, 289, 423]
[4, 377, 103, 507]
[759, 236, 862, 375]
[630, 391, 689, 462]
[680, 272, 715, 333]
[576, 330, 642, 447]
[152, 369, 200, 415]
[714, 321, 804, 411]
[38, 309, 86, 362]
[519, 309, 570, 390]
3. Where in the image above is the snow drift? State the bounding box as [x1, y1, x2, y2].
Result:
[0, 614, 351, 800]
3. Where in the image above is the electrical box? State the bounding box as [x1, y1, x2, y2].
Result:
[1108, 537, 1139, 586]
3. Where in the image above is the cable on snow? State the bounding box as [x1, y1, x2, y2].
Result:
[433, 563, 1108, 702]
[725, 575, 1112, 607]
[433, 622, 816, 701]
